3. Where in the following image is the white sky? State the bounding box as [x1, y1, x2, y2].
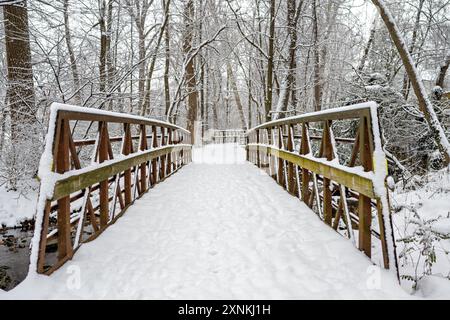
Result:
[350, 0, 378, 37]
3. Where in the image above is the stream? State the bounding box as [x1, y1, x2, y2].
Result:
[0, 228, 33, 291]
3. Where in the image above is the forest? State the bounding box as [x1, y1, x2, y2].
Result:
[0, 0, 449, 297]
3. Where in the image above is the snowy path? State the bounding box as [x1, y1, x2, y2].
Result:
[5, 144, 410, 299]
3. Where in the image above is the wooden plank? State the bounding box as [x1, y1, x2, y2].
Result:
[51, 114, 63, 172]
[376, 200, 389, 269]
[247, 144, 376, 199]
[37, 201, 51, 273]
[332, 200, 343, 230]
[86, 195, 99, 231]
[349, 131, 360, 167]
[52, 145, 190, 201]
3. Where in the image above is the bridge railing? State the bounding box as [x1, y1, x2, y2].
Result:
[246, 102, 398, 272]
[209, 129, 247, 145]
[30, 103, 192, 274]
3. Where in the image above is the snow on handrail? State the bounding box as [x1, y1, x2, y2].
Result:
[51, 103, 190, 134]
[247, 102, 378, 134]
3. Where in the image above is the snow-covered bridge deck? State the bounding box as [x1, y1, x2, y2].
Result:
[7, 144, 408, 299]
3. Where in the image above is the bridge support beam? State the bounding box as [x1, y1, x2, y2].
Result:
[358, 117, 373, 258]
[56, 118, 74, 261]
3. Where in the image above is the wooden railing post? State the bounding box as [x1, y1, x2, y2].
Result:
[139, 124, 148, 194]
[256, 129, 260, 167]
[175, 130, 181, 169]
[181, 131, 186, 165]
[246, 134, 250, 161]
[98, 121, 110, 228]
[300, 123, 311, 203]
[277, 126, 284, 186]
[358, 116, 373, 258]
[267, 128, 273, 178]
[56, 118, 73, 260]
[122, 123, 133, 205]
[287, 124, 295, 194]
[151, 126, 158, 184]
[272, 128, 278, 181]
[160, 127, 166, 179]
[322, 120, 334, 226]
[167, 128, 173, 175]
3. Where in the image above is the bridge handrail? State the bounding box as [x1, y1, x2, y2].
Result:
[30, 103, 192, 275]
[247, 103, 373, 133]
[246, 102, 398, 274]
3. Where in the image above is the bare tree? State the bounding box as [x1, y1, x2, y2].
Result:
[163, 0, 171, 115]
[227, 62, 247, 129]
[265, 0, 276, 121]
[63, 0, 82, 104]
[3, 0, 36, 140]
[371, 0, 450, 164]
[274, 0, 303, 119]
[435, 53, 450, 92]
[140, 0, 171, 116]
[183, 0, 198, 142]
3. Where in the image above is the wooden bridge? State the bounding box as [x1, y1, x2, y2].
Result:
[15, 101, 407, 299]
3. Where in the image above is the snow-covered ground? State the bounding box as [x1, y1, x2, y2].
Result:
[392, 168, 450, 298]
[2, 143, 412, 299]
[0, 188, 36, 228]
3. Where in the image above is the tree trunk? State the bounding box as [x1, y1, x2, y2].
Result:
[99, 0, 108, 94]
[212, 79, 219, 130]
[199, 0, 205, 137]
[3, 1, 37, 188]
[401, 0, 425, 100]
[227, 63, 247, 129]
[105, 0, 114, 110]
[357, 18, 377, 73]
[276, 0, 302, 119]
[265, 0, 276, 122]
[183, 0, 199, 143]
[137, 28, 146, 112]
[312, 0, 322, 112]
[63, 0, 82, 104]
[140, 0, 171, 116]
[248, 59, 253, 129]
[163, 0, 171, 115]
[435, 54, 450, 91]
[372, 0, 450, 164]
[3, 1, 36, 142]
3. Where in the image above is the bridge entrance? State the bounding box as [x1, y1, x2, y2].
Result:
[16, 101, 405, 299]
